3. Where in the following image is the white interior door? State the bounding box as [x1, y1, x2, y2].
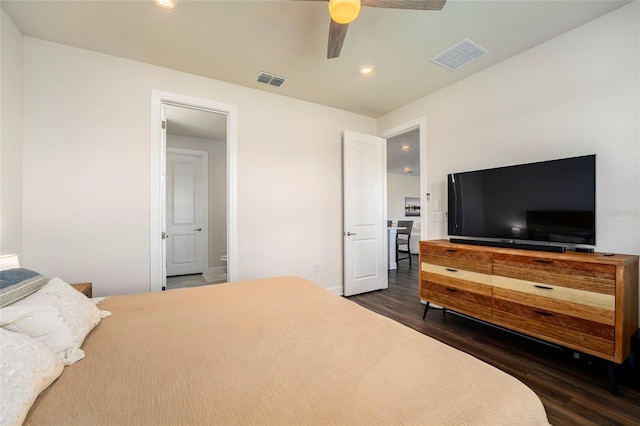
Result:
[166, 149, 208, 276]
[343, 130, 388, 296]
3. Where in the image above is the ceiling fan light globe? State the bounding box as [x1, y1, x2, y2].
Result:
[154, 0, 175, 9]
[328, 0, 361, 25]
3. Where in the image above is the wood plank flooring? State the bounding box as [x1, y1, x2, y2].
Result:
[347, 255, 640, 426]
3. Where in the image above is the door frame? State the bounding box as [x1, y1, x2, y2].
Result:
[150, 90, 238, 292]
[381, 117, 427, 242]
[165, 148, 209, 277]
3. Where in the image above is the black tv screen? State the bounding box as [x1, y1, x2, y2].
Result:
[448, 155, 596, 247]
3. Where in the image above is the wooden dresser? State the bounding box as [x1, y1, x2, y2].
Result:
[419, 240, 639, 366]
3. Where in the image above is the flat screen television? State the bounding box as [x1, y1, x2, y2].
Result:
[447, 155, 596, 252]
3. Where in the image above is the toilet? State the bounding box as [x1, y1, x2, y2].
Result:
[203, 255, 227, 283]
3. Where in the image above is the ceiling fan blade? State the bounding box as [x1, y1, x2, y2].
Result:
[361, 0, 446, 10]
[327, 19, 349, 59]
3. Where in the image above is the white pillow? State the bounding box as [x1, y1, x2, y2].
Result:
[0, 328, 64, 426]
[0, 254, 20, 271]
[0, 278, 111, 365]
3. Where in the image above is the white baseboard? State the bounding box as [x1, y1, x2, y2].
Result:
[327, 285, 343, 296]
[202, 266, 227, 283]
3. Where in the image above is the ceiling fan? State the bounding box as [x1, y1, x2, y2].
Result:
[320, 0, 447, 59]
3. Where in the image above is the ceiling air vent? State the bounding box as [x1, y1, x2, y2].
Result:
[431, 39, 489, 71]
[256, 72, 287, 87]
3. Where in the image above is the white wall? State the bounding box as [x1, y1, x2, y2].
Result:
[0, 10, 23, 258]
[387, 173, 420, 224]
[21, 38, 376, 296]
[13, 2, 640, 304]
[379, 2, 640, 258]
[378, 3, 640, 322]
[166, 134, 226, 271]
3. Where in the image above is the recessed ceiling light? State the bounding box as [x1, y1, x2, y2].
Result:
[401, 145, 410, 151]
[359, 65, 374, 76]
[154, 0, 175, 9]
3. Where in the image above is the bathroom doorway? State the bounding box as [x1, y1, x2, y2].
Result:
[164, 105, 228, 290]
[149, 90, 238, 293]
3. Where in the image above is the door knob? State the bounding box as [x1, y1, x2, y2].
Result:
[194, 227, 202, 231]
[346, 231, 357, 236]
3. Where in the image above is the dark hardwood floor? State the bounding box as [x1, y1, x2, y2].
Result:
[347, 254, 640, 426]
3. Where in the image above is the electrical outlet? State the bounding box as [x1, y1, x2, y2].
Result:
[313, 263, 319, 273]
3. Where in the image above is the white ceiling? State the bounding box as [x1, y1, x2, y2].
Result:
[3, 0, 629, 176]
[2, 0, 630, 119]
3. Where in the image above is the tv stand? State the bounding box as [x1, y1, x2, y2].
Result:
[449, 238, 566, 253]
[420, 239, 639, 393]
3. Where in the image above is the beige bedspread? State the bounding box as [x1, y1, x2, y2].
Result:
[26, 276, 549, 425]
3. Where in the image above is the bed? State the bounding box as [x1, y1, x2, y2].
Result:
[2, 274, 549, 425]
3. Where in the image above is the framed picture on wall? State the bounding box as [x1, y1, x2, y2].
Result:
[405, 197, 420, 217]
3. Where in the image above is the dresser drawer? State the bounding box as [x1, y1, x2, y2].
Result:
[492, 297, 615, 357]
[421, 281, 492, 321]
[420, 263, 492, 321]
[420, 243, 492, 275]
[492, 277, 615, 324]
[493, 253, 616, 295]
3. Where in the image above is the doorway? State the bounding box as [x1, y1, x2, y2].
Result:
[383, 118, 427, 271]
[164, 105, 228, 290]
[150, 90, 238, 293]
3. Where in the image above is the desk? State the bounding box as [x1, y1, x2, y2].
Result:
[387, 227, 405, 270]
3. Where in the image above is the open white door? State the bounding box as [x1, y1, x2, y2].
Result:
[343, 130, 388, 296]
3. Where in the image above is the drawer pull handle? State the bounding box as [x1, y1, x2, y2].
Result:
[534, 310, 553, 317]
[446, 268, 458, 273]
[446, 288, 458, 293]
[534, 285, 553, 290]
[446, 249, 457, 252]
[535, 259, 554, 264]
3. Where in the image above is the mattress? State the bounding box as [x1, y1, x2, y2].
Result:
[26, 276, 549, 425]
